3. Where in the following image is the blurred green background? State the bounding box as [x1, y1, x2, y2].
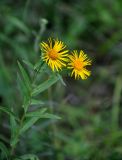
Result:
[0, 0, 122, 159]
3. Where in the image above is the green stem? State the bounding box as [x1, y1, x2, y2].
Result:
[10, 63, 43, 156]
[10, 111, 27, 156]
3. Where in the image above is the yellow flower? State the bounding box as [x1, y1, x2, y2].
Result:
[40, 38, 68, 71]
[68, 50, 92, 80]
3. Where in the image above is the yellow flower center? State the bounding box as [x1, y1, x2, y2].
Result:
[48, 49, 58, 60]
[74, 59, 83, 71]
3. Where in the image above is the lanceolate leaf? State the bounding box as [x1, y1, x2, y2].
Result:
[20, 108, 47, 134]
[38, 113, 61, 119]
[26, 109, 61, 119]
[20, 108, 60, 134]
[31, 99, 44, 106]
[23, 93, 31, 113]
[10, 113, 18, 147]
[0, 106, 18, 121]
[20, 154, 39, 160]
[34, 60, 43, 70]
[57, 73, 66, 86]
[26, 108, 47, 117]
[20, 117, 40, 134]
[0, 134, 8, 143]
[22, 60, 34, 70]
[0, 142, 9, 160]
[32, 75, 59, 96]
[18, 61, 31, 91]
[17, 72, 30, 112]
[7, 16, 30, 35]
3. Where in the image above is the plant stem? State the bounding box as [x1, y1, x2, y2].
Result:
[10, 63, 43, 156]
[10, 111, 27, 156]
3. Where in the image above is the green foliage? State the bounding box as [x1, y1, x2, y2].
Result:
[17, 61, 31, 92]
[0, 49, 61, 159]
[32, 75, 60, 96]
[14, 154, 39, 160]
[0, 142, 9, 160]
[0, 106, 18, 120]
[0, 0, 122, 160]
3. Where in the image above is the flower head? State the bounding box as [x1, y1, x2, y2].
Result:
[68, 50, 92, 80]
[40, 38, 68, 71]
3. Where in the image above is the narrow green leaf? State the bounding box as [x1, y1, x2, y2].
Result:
[10, 135, 19, 148]
[10, 116, 17, 137]
[20, 108, 60, 134]
[34, 60, 43, 70]
[17, 72, 26, 97]
[40, 113, 61, 119]
[20, 117, 40, 134]
[26, 108, 47, 117]
[0, 106, 18, 121]
[23, 94, 31, 113]
[0, 142, 9, 160]
[0, 134, 9, 143]
[10, 113, 18, 147]
[32, 75, 59, 96]
[22, 60, 34, 70]
[7, 16, 30, 35]
[20, 154, 39, 160]
[31, 99, 44, 106]
[57, 74, 66, 86]
[26, 108, 61, 119]
[17, 72, 30, 112]
[18, 61, 31, 91]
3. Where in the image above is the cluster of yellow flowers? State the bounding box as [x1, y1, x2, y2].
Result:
[40, 38, 92, 80]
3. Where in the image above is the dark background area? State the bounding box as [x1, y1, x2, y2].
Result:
[0, 0, 122, 159]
